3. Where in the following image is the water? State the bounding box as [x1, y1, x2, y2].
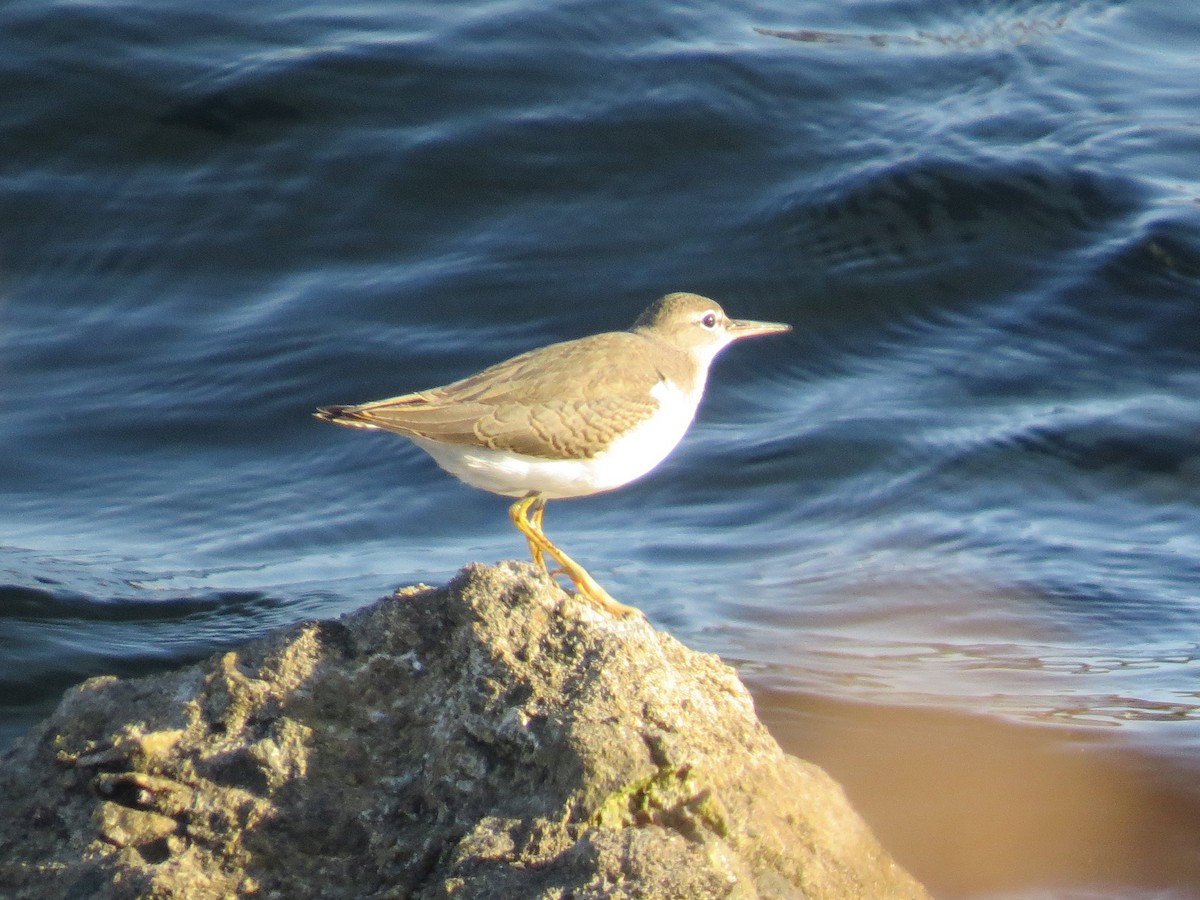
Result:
[3, 1, 1199, 895]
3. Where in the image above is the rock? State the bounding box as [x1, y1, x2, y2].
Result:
[0, 562, 929, 899]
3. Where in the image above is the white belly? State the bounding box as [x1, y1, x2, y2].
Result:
[410, 379, 702, 499]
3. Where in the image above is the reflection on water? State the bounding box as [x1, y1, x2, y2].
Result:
[756, 9, 1075, 52]
[710, 552, 1200, 729]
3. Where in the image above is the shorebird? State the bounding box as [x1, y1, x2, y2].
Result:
[316, 292, 790, 617]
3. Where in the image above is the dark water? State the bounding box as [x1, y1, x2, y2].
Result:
[3, 1, 1200, 896]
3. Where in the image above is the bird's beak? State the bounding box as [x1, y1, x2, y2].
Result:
[727, 318, 792, 340]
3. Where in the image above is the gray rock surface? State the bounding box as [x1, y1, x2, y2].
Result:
[0, 562, 929, 899]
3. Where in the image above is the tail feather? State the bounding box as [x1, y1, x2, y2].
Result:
[313, 405, 382, 430]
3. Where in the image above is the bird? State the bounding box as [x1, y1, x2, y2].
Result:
[315, 292, 790, 617]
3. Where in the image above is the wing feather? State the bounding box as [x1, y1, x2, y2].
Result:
[318, 331, 684, 459]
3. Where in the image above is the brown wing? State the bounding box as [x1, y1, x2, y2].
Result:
[317, 331, 671, 459]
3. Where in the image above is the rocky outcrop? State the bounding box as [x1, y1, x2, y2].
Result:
[0, 562, 928, 899]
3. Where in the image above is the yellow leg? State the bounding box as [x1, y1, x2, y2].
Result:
[510, 494, 547, 570]
[528, 497, 547, 571]
[508, 494, 641, 618]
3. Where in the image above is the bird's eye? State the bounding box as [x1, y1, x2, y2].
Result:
[701, 312, 717, 328]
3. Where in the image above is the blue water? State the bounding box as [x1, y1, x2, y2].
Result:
[3, 1, 1200, 896]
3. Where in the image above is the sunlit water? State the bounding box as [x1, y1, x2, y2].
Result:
[3, 1, 1200, 896]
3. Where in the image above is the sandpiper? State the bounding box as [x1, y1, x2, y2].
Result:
[316, 292, 790, 617]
